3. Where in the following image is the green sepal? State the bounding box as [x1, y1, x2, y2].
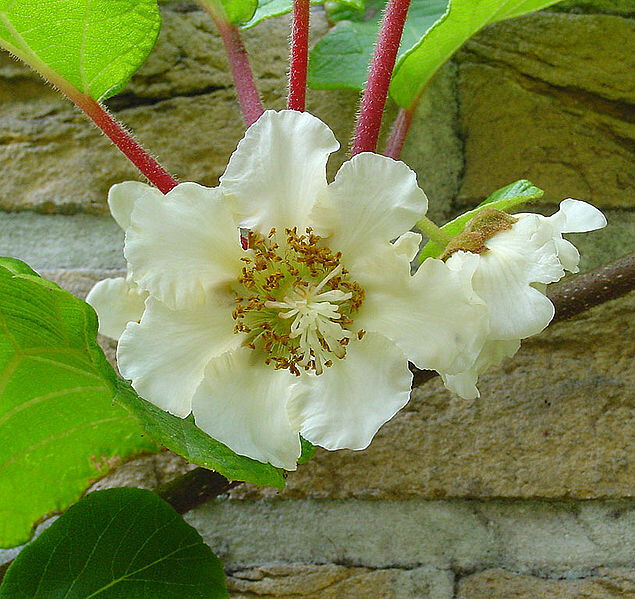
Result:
[417, 180, 543, 262]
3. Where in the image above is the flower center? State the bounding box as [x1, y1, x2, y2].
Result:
[232, 228, 365, 375]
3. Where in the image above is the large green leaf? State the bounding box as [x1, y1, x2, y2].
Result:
[417, 180, 543, 261]
[0, 259, 157, 548]
[0, 488, 228, 598]
[390, 0, 565, 108]
[115, 380, 287, 489]
[0, 0, 161, 100]
[308, 0, 447, 90]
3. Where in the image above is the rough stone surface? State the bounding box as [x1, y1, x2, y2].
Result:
[0, 6, 461, 222]
[186, 499, 634, 575]
[0, 213, 124, 270]
[227, 564, 454, 599]
[457, 13, 634, 209]
[457, 567, 635, 598]
[87, 452, 194, 494]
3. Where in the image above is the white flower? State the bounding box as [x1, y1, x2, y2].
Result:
[441, 199, 607, 399]
[89, 110, 487, 470]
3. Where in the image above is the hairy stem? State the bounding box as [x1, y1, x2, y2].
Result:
[351, 0, 411, 156]
[155, 468, 240, 514]
[288, 0, 310, 111]
[384, 106, 414, 159]
[215, 19, 264, 126]
[416, 215, 452, 247]
[73, 95, 178, 194]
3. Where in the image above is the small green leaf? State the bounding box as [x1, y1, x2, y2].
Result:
[417, 180, 543, 261]
[243, 0, 359, 28]
[115, 380, 287, 489]
[0, 0, 162, 101]
[198, 0, 258, 25]
[298, 437, 316, 465]
[308, 0, 447, 90]
[0, 488, 228, 599]
[390, 0, 565, 108]
[0, 260, 157, 549]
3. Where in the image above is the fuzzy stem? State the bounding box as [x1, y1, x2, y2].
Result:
[384, 106, 414, 159]
[351, 0, 411, 156]
[73, 95, 178, 194]
[288, 0, 310, 111]
[416, 215, 452, 247]
[215, 19, 264, 126]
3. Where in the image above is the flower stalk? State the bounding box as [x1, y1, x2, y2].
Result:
[288, 0, 310, 111]
[351, 0, 412, 156]
[214, 19, 264, 126]
[73, 94, 178, 194]
[385, 106, 414, 160]
[416, 215, 452, 247]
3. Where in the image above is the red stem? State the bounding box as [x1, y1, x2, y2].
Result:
[351, 0, 411, 156]
[215, 20, 264, 126]
[384, 106, 414, 159]
[74, 95, 178, 194]
[288, 0, 310, 111]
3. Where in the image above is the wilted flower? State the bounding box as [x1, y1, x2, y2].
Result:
[88, 110, 487, 469]
[440, 199, 607, 399]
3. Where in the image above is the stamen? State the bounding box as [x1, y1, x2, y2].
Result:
[232, 228, 365, 375]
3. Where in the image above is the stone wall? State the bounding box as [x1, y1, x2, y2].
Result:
[0, 1, 632, 597]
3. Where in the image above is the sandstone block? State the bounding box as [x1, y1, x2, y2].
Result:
[457, 13, 634, 209]
[227, 564, 454, 599]
[457, 568, 635, 598]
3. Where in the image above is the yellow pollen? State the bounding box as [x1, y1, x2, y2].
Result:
[232, 227, 365, 375]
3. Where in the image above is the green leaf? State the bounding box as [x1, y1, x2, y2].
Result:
[243, 0, 361, 29]
[0, 0, 162, 101]
[115, 380, 287, 489]
[417, 180, 543, 261]
[390, 0, 565, 108]
[0, 260, 157, 549]
[198, 0, 258, 25]
[0, 488, 228, 598]
[308, 0, 447, 90]
[298, 437, 316, 465]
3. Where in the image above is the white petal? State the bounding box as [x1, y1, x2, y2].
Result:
[555, 238, 581, 273]
[192, 347, 301, 470]
[311, 153, 428, 265]
[117, 295, 240, 418]
[353, 246, 488, 375]
[125, 182, 245, 310]
[441, 339, 520, 400]
[85, 277, 148, 340]
[548, 198, 607, 233]
[393, 231, 422, 262]
[288, 332, 412, 451]
[108, 182, 161, 231]
[220, 110, 339, 234]
[474, 218, 564, 339]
